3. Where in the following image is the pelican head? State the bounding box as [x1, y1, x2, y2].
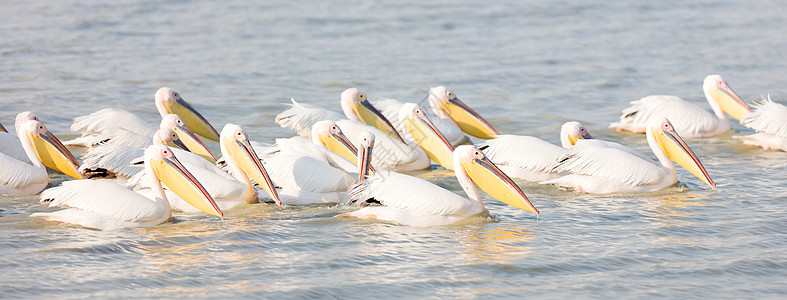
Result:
[154, 87, 220, 141]
[357, 131, 375, 182]
[453, 145, 539, 214]
[14, 111, 39, 135]
[145, 144, 222, 217]
[339, 88, 406, 143]
[647, 117, 715, 188]
[312, 120, 359, 164]
[21, 120, 83, 179]
[160, 114, 216, 163]
[220, 124, 281, 206]
[400, 103, 455, 170]
[560, 121, 593, 148]
[703, 74, 750, 121]
[153, 128, 190, 152]
[428, 86, 498, 139]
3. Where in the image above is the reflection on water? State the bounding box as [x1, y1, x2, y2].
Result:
[639, 192, 710, 227]
[459, 223, 536, 265]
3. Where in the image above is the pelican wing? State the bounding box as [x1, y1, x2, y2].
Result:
[552, 144, 665, 186]
[610, 96, 718, 136]
[275, 99, 345, 136]
[479, 135, 566, 173]
[259, 139, 354, 193]
[335, 120, 419, 168]
[740, 98, 787, 138]
[65, 127, 152, 148]
[375, 98, 466, 146]
[351, 171, 471, 216]
[71, 108, 156, 137]
[574, 139, 658, 165]
[0, 152, 47, 190]
[40, 180, 165, 222]
[79, 143, 145, 179]
[0, 132, 30, 163]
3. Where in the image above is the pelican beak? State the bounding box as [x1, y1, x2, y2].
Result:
[711, 83, 750, 121]
[163, 98, 220, 141]
[358, 142, 373, 182]
[27, 129, 83, 179]
[167, 135, 191, 152]
[460, 156, 539, 214]
[227, 138, 281, 206]
[568, 132, 594, 146]
[651, 126, 716, 188]
[319, 131, 359, 164]
[405, 113, 455, 170]
[0, 122, 7, 133]
[172, 125, 217, 163]
[438, 97, 498, 139]
[352, 100, 407, 144]
[150, 154, 223, 217]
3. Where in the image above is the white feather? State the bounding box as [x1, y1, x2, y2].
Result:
[79, 143, 145, 179]
[71, 108, 156, 137]
[275, 99, 344, 136]
[37, 179, 165, 223]
[550, 143, 665, 186]
[609, 96, 719, 137]
[479, 135, 566, 175]
[0, 151, 47, 194]
[349, 171, 471, 216]
[65, 127, 153, 148]
[740, 97, 787, 139]
[0, 132, 30, 163]
[374, 98, 466, 146]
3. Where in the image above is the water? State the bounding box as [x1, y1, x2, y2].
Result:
[1, 0, 786, 298]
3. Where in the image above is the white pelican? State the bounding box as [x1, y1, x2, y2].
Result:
[340, 135, 539, 227]
[610, 75, 751, 137]
[78, 128, 191, 179]
[71, 87, 219, 142]
[254, 120, 362, 205]
[32, 145, 223, 230]
[69, 112, 216, 163]
[543, 117, 716, 194]
[734, 96, 787, 151]
[374, 97, 469, 147]
[276, 96, 427, 171]
[426, 86, 500, 139]
[478, 121, 594, 182]
[0, 112, 40, 164]
[1, 120, 82, 195]
[135, 125, 281, 212]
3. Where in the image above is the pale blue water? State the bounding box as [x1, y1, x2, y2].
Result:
[1, 0, 786, 298]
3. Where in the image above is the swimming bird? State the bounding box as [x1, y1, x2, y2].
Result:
[543, 117, 715, 194]
[137, 124, 281, 212]
[734, 96, 787, 151]
[478, 121, 594, 182]
[426, 86, 500, 139]
[610, 75, 750, 137]
[340, 134, 539, 227]
[32, 144, 222, 230]
[1, 120, 82, 195]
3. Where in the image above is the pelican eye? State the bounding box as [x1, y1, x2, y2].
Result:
[359, 94, 366, 100]
[173, 92, 179, 98]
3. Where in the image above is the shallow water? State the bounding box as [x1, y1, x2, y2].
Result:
[1, 0, 786, 298]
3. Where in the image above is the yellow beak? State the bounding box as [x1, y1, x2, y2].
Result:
[163, 98, 220, 141]
[711, 85, 750, 121]
[27, 129, 83, 179]
[172, 125, 217, 163]
[438, 98, 499, 139]
[226, 138, 281, 206]
[460, 156, 539, 214]
[150, 154, 223, 217]
[165, 135, 190, 152]
[319, 131, 359, 164]
[405, 113, 455, 170]
[652, 127, 716, 188]
[567, 131, 593, 146]
[352, 100, 406, 144]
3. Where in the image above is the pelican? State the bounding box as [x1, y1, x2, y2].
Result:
[610, 75, 751, 137]
[136, 125, 280, 212]
[1, 120, 82, 195]
[734, 96, 787, 151]
[543, 117, 716, 194]
[32, 145, 223, 230]
[374, 97, 468, 147]
[339, 134, 538, 227]
[69, 112, 216, 163]
[276, 94, 426, 171]
[70, 87, 219, 144]
[426, 86, 500, 139]
[478, 121, 594, 182]
[0, 112, 40, 164]
[254, 120, 362, 205]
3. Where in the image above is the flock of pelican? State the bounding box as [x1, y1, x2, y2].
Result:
[1, 74, 785, 230]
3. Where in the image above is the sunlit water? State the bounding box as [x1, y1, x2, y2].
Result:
[1, 0, 786, 298]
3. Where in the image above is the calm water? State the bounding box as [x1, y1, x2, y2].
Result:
[2, 0, 786, 298]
